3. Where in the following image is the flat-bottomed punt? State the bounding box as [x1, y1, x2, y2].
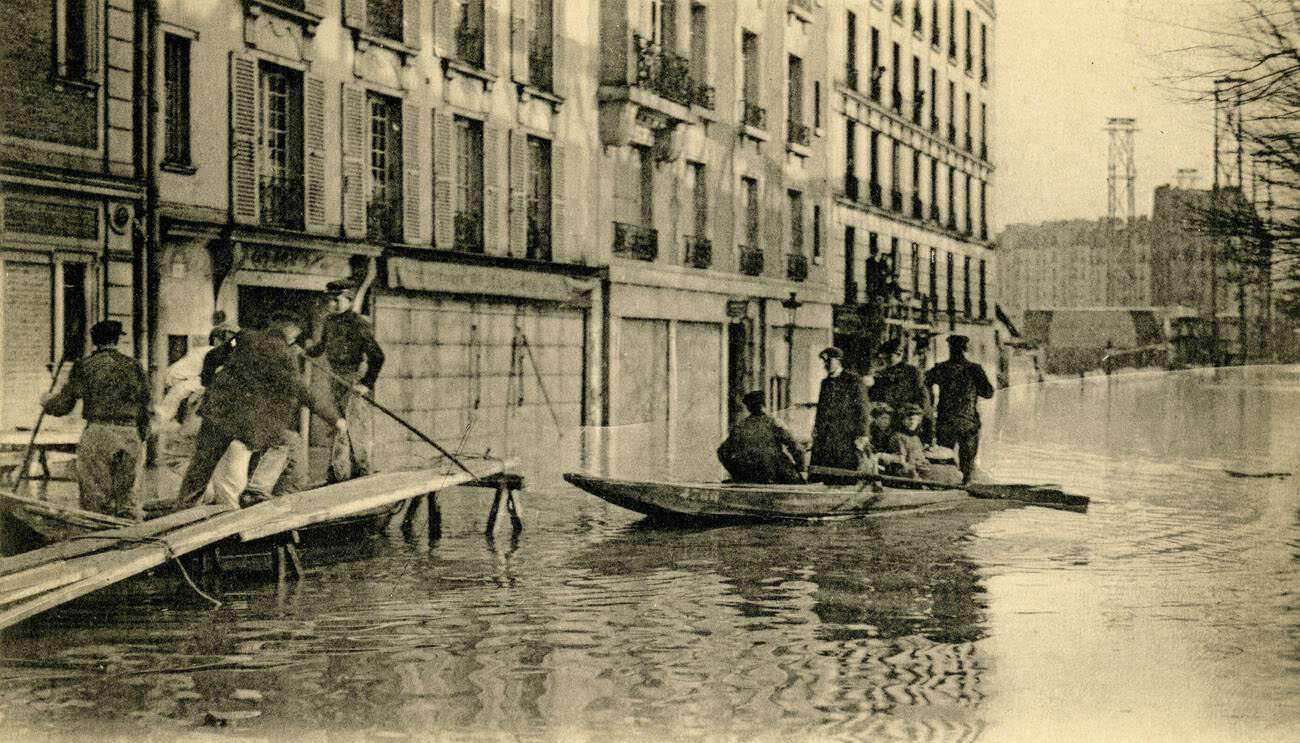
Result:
[562, 472, 970, 522]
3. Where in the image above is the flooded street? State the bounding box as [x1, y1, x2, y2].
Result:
[2, 367, 1297, 742]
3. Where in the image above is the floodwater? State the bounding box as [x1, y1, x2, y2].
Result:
[1, 366, 1297, 742]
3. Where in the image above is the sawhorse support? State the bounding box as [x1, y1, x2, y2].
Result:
[477, 473, 525, 536]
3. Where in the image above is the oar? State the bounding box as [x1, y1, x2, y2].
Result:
[807, 465, 1089, 511]
[11, 352, 74, 497]
[298, 354, 478, 480]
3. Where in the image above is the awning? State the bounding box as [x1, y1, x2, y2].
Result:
[387, 257, 597, 307]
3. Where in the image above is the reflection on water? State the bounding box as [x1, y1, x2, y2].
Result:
[2, 367, 1299, 742]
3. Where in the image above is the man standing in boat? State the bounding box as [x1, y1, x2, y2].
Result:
[39, 320, 150, 520]
[924, 335, 994, 484]
[178, 311, 344, 509]
[871, 338, 930, 415]
[305, 279, 385, 482]
[809, 347, 872, 484]
[717, 391, 805, 484]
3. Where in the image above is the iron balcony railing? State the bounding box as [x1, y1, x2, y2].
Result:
[786, 254, 808, 282]
[633, 34, 699, 108]
[526, 216, 551, 260]
[529, 43, 554, 91]
[844, 173, 859, 201]
[787, 120, 810, 146]
[454, 210, 483, 252]
[684, 235, 712, 268]
[890, 188, 903, 212]
[613, 221, 658, 261]
[911, 193, 924, 220]
[739, 246, 764, 276]
[456, 14, 485, 67]
[260, 173, 304, 231]
[929, 203, 941, 223]
[868, 180, 883, 207]
[742, 100, 766, 129]
[367, 197, 403, 243]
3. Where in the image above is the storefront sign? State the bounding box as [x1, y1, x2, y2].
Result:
[240, 245, 348, 276]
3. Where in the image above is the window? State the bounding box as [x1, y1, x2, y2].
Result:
[946, 251, 955, 314]
[787, 55, 807, 145]
[813, 80, 822, 129]
[964, 9, 973, 71]
[813, 204, 822, 262]
[869, 130, 880, 204]
[980, 23, 988, 82]
[928, 247, 938, 308]
[639, 145, 655, 228]
[845, 120, 856, 187]
[529, 0, 554, 89]
[931, 0, 940, 46]
[369, 0, 404, 42]
[891, 42, 901, 110]
[947, 165, 955, 225]
[367, 92, 402, 241]
[526, 136, 552, 259]
[890, 139, 901, 210]
[911, 149, 921, 217]
[980, 180, 988, 238]
[947, 80, 956, 142]
[741, 31, 762, 126]
[690, 4, 708, 90]
[911, 55, 922, 123]
[930, 67, 938, 128]
[869, 26, 880, 100]
[963, 255, 972, 316]
[454, 116, 484, 251]
[929, 156, 938, 220]
[964, 173, 972, 233]
[845, 11, 858, 89]
[163, 35, 191, 168]
[845, 226, 857, 303]
[978, 258, 987, 317]
[788, 190, 804, 254]
[262, 64, 305, 230]
[690, 161, 707, 237]
[980, 102, 988, 157]
[456, 0, 486, 67]
[911, 242, 920, 295]
[743, 176, 759, 249]
[948, 0, 957, 58]
[890, 236, 900, 284]
[57, 0, 98, 81]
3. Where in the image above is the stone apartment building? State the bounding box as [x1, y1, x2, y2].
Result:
[0, 0, 143, 432]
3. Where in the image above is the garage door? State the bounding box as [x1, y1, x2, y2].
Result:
[372, 294, 585, 477]
[2, 261, 53, 431]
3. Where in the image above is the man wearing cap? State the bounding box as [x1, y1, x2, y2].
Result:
[306, 278, 385, 481]
[924, 335, 994, 483]
[179, 311, 344, 508]
[809, 346, 871, 484]
[871, 337, 930, 415]
[717, 391, 805, 484]
[40, 320, 150, 520]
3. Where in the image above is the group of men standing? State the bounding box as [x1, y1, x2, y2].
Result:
[718, 333, 993, 487]
[38, 279, 385, 520]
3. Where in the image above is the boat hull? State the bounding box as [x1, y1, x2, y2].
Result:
[562, 473, 969, 522]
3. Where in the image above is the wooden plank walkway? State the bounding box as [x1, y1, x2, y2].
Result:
[0, 457, 511, 630]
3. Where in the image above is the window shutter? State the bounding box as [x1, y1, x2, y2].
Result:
[483, 124, 501, 254]
[434, 0, 454, 55]
[551, 142, 565, 262]
[433, 109, 454, 249]
[483, 1, 499, 75]
[341, 84, 367, 238]
[403, 0, 421, 48]
[402, 101, 424, 244]
[304, 76, 328, 234]
[343, 0, 367, 30]
[229, 53, 259, 225]
[84, 0, 100, 77]
[511, 0, 529, 82]
[509, 130, 527, 256]
[550, 12, 563, 95]
[304, 0, 325, 16]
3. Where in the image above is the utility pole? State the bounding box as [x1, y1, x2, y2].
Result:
[1105, 118, 1137, 306]
[1211, 77, 1242, 364]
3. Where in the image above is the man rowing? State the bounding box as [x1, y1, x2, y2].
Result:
[717, 391, 805, 484]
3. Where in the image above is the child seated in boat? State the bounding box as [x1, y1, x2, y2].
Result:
[868, 403, 894, 454]
[718, 391, 805, 484]
[879, 404, 964, 486]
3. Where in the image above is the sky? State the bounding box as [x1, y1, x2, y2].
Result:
[993, 0, 1241, 230]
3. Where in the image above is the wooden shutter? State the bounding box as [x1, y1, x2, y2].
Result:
[403, 0, 421, 48]
[304, 76, 328, 234]
[483, 124, 501, 254]
[433, 109, 454, 249]
[434, 0, 454, 55]
[343, 0, 367, 30]
[551, 142, 565, 262]
[402, 101, 423, 244]
[483, 0, 498, 75]
[550, 8, 563, 96]
[509, 130, 527, 255]
[304, 0, 325, 16]
[511, 0, 529, 82]
[341, 84, 367, 239]
[229, 53, 259, 225]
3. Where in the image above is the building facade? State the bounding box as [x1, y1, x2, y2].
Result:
[1, 0, 143, 432]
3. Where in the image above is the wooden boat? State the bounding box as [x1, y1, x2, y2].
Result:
[562, 472, 970, 522]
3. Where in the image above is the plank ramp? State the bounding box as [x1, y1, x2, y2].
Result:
[0, 459, 508, 630]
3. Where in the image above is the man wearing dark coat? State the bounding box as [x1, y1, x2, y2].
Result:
[809, 346, 871, 484]
[924, 334, 994, 483]
[871, 336, 932, 441]
[717, 391, 805, 484]
[40, 320, 150, 520]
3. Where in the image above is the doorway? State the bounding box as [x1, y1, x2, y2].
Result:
[727, 319, 749, 429]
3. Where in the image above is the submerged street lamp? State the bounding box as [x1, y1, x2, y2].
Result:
[782, 292, 802, 410]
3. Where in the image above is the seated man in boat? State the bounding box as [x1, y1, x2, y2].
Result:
[878, 403, 963, 485]
[717, 391, 805, 485]
[39, 320, 151, 521]
[178, 311, 345, 509]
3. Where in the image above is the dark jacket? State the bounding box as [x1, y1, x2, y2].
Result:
[44, 348, 150, 438]
[873, 361, 930, 412]
[924, 356, 994, 431]
[811, 370, 870, 468]
[717, 413, 805, 484]
[202, 330, 338, 450]
[306, 311, 385, 388]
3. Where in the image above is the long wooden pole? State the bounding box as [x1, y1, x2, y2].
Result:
[807, 465, 1089, 510]
[299, 354, 478, 479]
[12, 354, 72, 497]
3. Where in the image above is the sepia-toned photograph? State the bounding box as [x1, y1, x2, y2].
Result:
[0, 0, 1296, 741]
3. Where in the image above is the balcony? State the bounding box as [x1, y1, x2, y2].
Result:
[613, 221, 658, 261]
[684, 235, 712, 268]
[787, 120, 810, 147]
[634, 34, 700, 108]
[890, 188, 903, 213]
[367, 197, 403, 244]
[739, 246, 764, 276]
[260, 174, 304, 231]
[929, 203, 941, 223]
[868, 181, 883, 207]
[742, 100, 766, 130]
[787, 254, 808, 282]
[526, 216, 551, 260]
[454, 210, 483, 252]
[844, 173, 859, 201]
[456, 15, 485, 68]
[911, 193, 924, 220]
